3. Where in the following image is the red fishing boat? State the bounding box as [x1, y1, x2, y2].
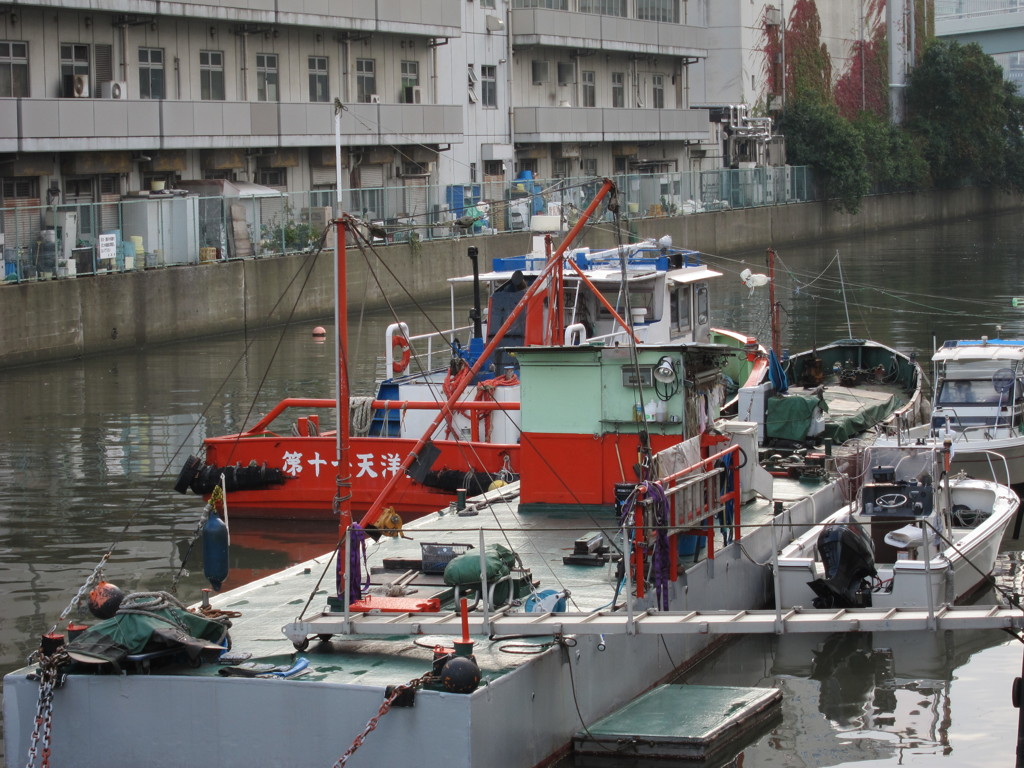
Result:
[175, 180, 765, 521]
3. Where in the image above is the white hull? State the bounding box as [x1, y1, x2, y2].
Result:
[777, 477, 1018, 610]
[882, 424, 1024, 487]
[3, 481, 847, 768]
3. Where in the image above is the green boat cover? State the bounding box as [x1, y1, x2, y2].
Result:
[765, 389, 902, 444]
[444, 543, 522, 604]
[765, 392, 826, 443]
[65, 599, 230, 667]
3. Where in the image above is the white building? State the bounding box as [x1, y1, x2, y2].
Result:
[0, 1, 879, 246]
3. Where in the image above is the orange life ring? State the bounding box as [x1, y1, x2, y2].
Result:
[392, 335, 411, 375]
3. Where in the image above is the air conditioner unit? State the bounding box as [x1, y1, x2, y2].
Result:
[369, 94, 381, 104]
[101, 80, 127, 100]
[72, 74, 90, 98]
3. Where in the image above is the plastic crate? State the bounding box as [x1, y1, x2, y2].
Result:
[420, 542, 474, 574]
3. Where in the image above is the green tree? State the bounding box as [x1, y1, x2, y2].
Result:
[851, 111, 928, 192]
[779, 96, 870, 213]
[905, 41, 1018, 189]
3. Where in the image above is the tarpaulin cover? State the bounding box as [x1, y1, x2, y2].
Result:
[824, 390, 902, 444]
[65, 604, 229, 667]
[444, 543, 520, 605]
[765, 392, 827, 443]
[444, 542, 516, 587]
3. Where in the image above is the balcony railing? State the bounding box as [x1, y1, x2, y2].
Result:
[0, 99, 464, 152]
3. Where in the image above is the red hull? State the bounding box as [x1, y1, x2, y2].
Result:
[203, 434, 518, 521]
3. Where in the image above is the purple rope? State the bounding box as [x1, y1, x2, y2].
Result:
[335, 524, 370, 603]
[643, 481, 672, 612]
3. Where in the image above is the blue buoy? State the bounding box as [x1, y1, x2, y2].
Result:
[203, 513, 229, 591]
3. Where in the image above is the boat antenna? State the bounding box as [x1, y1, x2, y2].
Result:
[612, 200, 652, 478]
[836, 249, 853, 338]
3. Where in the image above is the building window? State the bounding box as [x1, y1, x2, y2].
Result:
[2, 177, 38, 198]
[652, 74, 664, 109]
[138, 47, 164, 100]
[308, 56, 328, 102]
[579, 0, 626, 16]
[468, 64, 478, 103]
[582, 70, 596, 107]
[516, 158, 538, 177]
[581, 158, 598, 177]
[200, 50, 225, 100]
[557, 62, 574, 86]
[356, 58, 376, 103]
[611, 72, 624, 108]
[553, 158, 572, 178]
[637, 0, 680, 23]
[256, 54, 278, 102]
[60, 43, 90, 98]
[511, 0, 568, 8]
[400, 60, 420, 103]
[531, 60, 549, 85]
[63, 177, 95, 236]
[257, 167, 286, 187]
[0, 41, 28, 97]
[483, 160, 504, 177]
[480, 0, 496, 6]
[481, 65, 497, 107]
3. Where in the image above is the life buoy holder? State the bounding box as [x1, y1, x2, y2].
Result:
[392, 334, 411, 375]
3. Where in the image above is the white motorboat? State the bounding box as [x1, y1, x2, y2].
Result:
[775, 443, 1019, 610]
[882, 337, 1024, 485]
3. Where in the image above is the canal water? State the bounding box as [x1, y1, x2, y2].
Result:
[2, 209, 1024, 766]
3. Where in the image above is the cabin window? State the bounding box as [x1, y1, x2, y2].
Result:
[670, 285, 691, 333]
[597, 286, 654, 322]
[937, 379, 1002, 406]
[695, 284, 709, 325]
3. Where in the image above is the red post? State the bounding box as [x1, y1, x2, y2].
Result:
[336, 217, 352, 558]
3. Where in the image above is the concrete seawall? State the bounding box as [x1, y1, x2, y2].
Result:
[1, 187, 1019, 369]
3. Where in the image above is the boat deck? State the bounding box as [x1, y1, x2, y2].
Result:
[191, 476, 816, 688]
[6, 473, 1018, 768]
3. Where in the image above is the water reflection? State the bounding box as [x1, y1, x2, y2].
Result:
[4, 212, 1024, 765]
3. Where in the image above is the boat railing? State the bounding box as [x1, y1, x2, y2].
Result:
[384, 322, 475, 378]
[234, 396, 519, 437]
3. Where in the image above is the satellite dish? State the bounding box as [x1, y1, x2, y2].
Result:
[993, 368, 1015, 393]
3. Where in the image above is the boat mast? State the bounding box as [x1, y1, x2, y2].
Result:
[768, 247, 781, 357]
[333, 99, 352, 539]
[334, 216, 352, 535]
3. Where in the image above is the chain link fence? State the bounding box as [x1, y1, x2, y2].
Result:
[0, 166, 813, 282]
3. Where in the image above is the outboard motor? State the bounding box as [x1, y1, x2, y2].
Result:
[807, 515, 877, 608]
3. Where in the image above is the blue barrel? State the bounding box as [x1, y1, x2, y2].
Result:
[203, 513, 230, 591]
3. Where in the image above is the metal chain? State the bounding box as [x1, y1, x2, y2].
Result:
[23, 648, 68, 768]
[333, 672, 431, 767]
[56, 553, 110, 625]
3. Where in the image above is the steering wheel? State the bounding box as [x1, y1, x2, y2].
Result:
[875, 493, 908, 509]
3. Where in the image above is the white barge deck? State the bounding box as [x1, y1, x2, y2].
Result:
[2, 475, 835, 768]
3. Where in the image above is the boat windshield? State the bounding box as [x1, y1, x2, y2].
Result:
[936, 379, 1003, 406]
[862, 446, 941, 484]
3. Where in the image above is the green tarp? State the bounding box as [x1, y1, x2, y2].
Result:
[66, 598, 230, 667]
[765, 389, 902, 444]
[765, 392, 827, 443]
